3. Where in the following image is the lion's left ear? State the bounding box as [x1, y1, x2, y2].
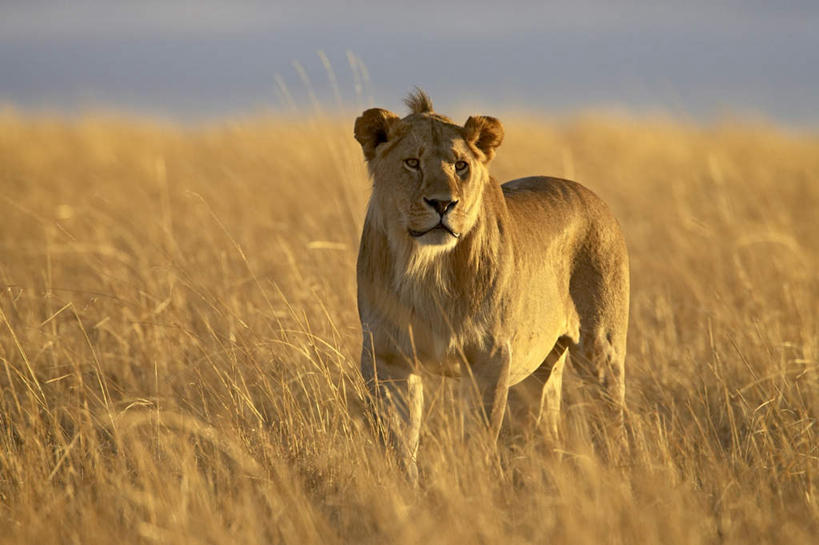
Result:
[354, 108, 400, 161]
[463, 115, 504, 162]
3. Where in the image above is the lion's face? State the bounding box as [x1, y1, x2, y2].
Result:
[375, 118, 487, 249]
[355, 107, 504, 252]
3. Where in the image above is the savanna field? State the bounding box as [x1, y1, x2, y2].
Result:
[0, 110, 817, 544]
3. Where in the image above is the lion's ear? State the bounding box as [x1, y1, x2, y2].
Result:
[463, 115, 504, 162]
[354, 108, 400, 161]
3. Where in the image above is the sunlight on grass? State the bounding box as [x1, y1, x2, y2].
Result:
[0, 111, 817, 544]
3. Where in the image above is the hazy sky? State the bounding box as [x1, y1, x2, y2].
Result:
[1, 1, 817, 125]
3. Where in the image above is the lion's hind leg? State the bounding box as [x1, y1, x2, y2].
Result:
[568, 240, 629, 456]
[571, 327, 627, 454]
[507, 336, 572, 441]
[538, 343, 568, 439]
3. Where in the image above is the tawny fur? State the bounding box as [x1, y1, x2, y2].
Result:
[354, 90, 629, 480]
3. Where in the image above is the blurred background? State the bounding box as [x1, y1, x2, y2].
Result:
[2, 4, 818, 544]
[1, 0, 817, 126]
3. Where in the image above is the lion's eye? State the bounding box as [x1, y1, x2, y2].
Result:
[455, 160, 468, 172]
[404, 158, 420, 169]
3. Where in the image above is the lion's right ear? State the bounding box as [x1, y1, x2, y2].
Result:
[354, 108, 400, 161]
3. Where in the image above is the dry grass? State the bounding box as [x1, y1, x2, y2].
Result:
[0, 110, 817, 544]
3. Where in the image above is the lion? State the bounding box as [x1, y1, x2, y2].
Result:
[354, 90, 629, 480]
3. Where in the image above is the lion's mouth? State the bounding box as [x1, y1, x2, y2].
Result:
[409, 223, 461, 239]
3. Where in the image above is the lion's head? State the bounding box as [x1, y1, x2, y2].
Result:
[354, 90, 504, 252]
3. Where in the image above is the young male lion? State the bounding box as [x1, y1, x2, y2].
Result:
[354, 90, 629, 480]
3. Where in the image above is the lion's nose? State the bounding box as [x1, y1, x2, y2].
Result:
[424, 198, 458, 216]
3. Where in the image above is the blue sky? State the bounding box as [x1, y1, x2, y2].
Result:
[1, 1, 817, 126]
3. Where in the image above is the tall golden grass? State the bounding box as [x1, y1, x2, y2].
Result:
[0, 110, 817, 544]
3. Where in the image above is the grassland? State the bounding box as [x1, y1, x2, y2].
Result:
[0, 110, 817, 544]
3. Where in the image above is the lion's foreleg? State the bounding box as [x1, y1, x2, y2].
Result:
[361, 349, 424, 483]
[468, 342, 512, 444]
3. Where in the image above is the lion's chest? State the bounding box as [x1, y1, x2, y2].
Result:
[397, 300, 493, 377]
[405, 321, 468, 376]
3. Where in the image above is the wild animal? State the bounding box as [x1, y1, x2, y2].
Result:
[354, 90, 629, 480]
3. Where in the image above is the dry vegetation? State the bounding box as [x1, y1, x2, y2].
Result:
[0, 109, 817, 544]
